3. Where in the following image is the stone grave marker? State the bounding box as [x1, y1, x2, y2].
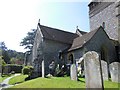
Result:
[83, 51, 104, 89]
[101, 60, 108, 81]
[109, 62, 120, 83]
[70, 64, 77, 81]
[42, 60, 45, 78]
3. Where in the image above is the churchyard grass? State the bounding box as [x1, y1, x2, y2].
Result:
[9, 74, 28, 85]
[0, 74, 14, 83]
[8, 76, 119, 88]
[104, 80, 120, 88]
[0, 76, 3, 83]
[9, 77, 84, 88]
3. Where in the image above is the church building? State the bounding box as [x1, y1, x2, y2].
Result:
[30, 1, 119, 77]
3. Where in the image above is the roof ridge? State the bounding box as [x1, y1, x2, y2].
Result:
[40, 24, 77, 35]
[77, 29, 87, 33]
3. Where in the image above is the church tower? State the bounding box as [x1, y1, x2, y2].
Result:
[88, 1, 120, 61]
[88, 1, 118, 40]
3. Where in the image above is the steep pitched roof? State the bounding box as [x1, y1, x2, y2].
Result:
[39, 24, 79, 44]
[68, 26, 104, 51]
[76, 29, 87, 35]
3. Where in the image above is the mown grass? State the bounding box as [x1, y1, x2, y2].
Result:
[8, 76, 119, 88]
[9, 77, 84, 88]
[0, 74, 14, 83]
[104, 80, 120, 88]
[9, 74, 28, 85]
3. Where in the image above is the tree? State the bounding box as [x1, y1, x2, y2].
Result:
[0, 56, 6, 75]
[0, 41, 10, 64]
[2, 50, 10, 64]
[10, 57, 16, 64]
[0, 42, 7, 50]
[20, 29, 36, 53]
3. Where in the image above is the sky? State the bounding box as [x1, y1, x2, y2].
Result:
[0, 0, 91, 52]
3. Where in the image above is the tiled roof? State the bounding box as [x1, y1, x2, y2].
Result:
[39, 24, 79, 44]
[77, 29, 87, 35]
[68, 26, 103, 51]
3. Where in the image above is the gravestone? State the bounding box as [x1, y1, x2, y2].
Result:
[109, 62, 120, 83]
[70, 64, 77, 81]
[101, 60, 108, 81]
[83, 51, 104, 89]
[42, 60, 45, 78]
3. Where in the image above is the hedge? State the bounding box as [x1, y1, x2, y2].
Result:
[3, 64, 23, 74]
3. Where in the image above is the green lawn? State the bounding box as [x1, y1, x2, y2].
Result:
[8, 76, 120, 88]
[0, 76, 3, 83]
[0, 74, 14, 83]
[9, 74, 28, 85]
[104, 80, 120, 88]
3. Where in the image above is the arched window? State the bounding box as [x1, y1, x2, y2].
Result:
[68, 54, 74, 64]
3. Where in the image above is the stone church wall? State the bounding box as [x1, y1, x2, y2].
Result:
[89, 2, 118, 40]
[43, 39, 70, 75]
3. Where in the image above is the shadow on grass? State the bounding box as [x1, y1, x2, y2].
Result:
[78, 78, 85, 83]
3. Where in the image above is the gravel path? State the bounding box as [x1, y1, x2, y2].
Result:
[0, 74, 21, 90]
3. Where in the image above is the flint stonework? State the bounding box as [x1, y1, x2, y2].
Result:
[70, 64, 77, 81]
[109, 62, 120, 83]
[101, 60, 108, 81]
[83, 51, 104, 89]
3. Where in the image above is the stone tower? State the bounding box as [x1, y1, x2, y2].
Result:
[88, 1, 120, 61]
[88, 1, 118, 40]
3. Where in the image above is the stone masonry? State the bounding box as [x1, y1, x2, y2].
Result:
[89, 2, 118, 40]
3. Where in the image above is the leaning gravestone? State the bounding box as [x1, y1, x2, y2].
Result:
[83, 51, 104, 89]
[70, 64, 77, 81]
[109, 62, 120, 83]
[42, 60, 45, 78]
[101, 60, 108, 81]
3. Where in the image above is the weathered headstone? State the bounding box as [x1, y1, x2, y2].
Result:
[70, 64, 77, 81]
[101, 60, 108, 81]
[109, 62, 120, 83]
[42, 60, 45, 78]
[83, 51, 104, 89]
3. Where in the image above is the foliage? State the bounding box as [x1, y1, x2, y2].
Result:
[0, 42, 10, 64]
[0, 41, 24, 64]
[8, 50, 24, 60]
[2, 50, 10, 64]
[9, 74, 28, 85]
[0, 42, 7, 50]
[10, 57, 23, 65]
[10, 58, 16, 64]
[4, 64, 23, 73]
[20, 29, 36, 53]
[8, 50, 24, 65]
[0, 56, 6, 75]
[22, 66, 33, 75]
[0, 56, 6, 66]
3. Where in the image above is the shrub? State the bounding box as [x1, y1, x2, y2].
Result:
[22, 66, 33, 75]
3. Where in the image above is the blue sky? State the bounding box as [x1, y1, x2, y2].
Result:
[38, 2, 90, 32]
[0, 0, 90, 52]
